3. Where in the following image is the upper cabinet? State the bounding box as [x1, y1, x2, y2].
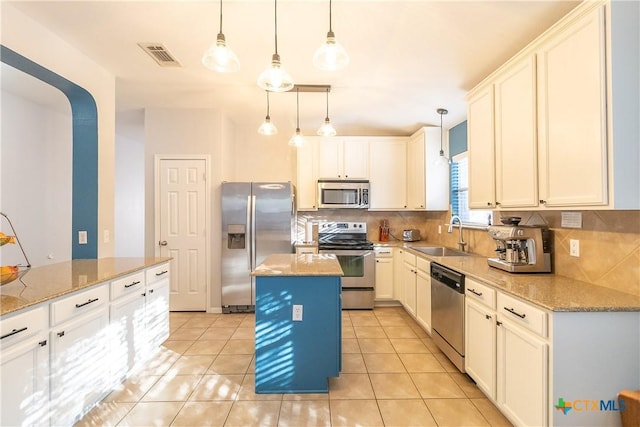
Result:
[369, 138, 408, 210]
[407, 127, 449, 211]
[296, 139, 319, 211]
[466, 0, 639, 210]
[317, 138, 369, 180]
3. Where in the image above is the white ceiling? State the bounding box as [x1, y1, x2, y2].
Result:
[3, 0, 580, 136]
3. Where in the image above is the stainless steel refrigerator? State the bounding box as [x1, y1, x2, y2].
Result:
[221, 182, 296, 313]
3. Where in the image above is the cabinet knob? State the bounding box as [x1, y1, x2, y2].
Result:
[485, 314, 492, 320]
[495, 201, 501, 206]
[539, 199, 547, 205]
[39, 340, 47, 347]
[496, 320, 502, 326]
[487, 202, 492, 207]
[57, 331, 65, 338]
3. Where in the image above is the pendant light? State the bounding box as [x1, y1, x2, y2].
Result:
[289, 88, 305, 147]
[201, 0, 240, 73]
[258, 0, 294, 92]
[258, 91, 278, 135]
[317, 87, 337, 137]
[313, 0, 349, 71]
[435, 108, 450, 166]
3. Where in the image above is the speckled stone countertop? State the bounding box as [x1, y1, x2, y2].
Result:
[252, 254, 343, 277]
[373, 241, 640, 312]
[0, 257, 171, 317]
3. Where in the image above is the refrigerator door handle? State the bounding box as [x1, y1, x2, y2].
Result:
[250, 195, 257, 269]
[246, 195, 252, 270]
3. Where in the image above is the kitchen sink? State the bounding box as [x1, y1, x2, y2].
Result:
[410, 246, 469, 257]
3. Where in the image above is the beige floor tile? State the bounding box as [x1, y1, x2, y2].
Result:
[200, 327, 237, 340]
[278, 400, 331, 427]
[133, 349, 181, 376]
[182, 317, 217, 328]
[389, 338, 429, 353]
[411, 373, 467, 398]
[377, 399, 438, 427]
[398, 353, 446, 373]
[376, 315, 409, 327]
[188, 374, 243, 401]
[171, 401, 233, 427]
[329, 399, 384, 426]
[170, 318, 189, 330]
[421, 337, 442, 353]
[383, 325, 418, 338]
[74, 401, 134, 427]
[247, 356, 256, 373]
[450, 372, 486, 398]
[425, 398, 491, 426]
[349, 315, 381, 327]
[362, 353, 406, 373]
[167, 327, 206, 341]
[220, 339, 255, 354]
[358, 338, 395, 353]
[341, 338, 361, 353]
[208, 354, 253, 374]
[231, 327, 255, 340]
[237, 374, 284, 401]
[212, 315, 245, 328]
[141, 373, 202, 401]
[103, 375, 161, 403]
[183, 339, 228, 355]
[341, 353, 367, 373]
[239, 316, 256, 328]
[471, 398, 514, 426]
[369, 373, 421, 399]
[161, 340, 193, 355]
[342, 326, 356, 339]
[328, 373, 375, 400]
[410, 325, 430, 338]
[354, 326, 387, 338]
[433, 352, 460, 372]
[166, 354, 215, 375]
[117, 401, 183, 427]
[224, 400, 281, 427]
[282, 393, 330, 401]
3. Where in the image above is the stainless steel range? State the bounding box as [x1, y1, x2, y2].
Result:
[317, 221, 375, 309]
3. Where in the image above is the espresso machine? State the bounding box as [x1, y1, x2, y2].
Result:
[487, 224, 552, 273]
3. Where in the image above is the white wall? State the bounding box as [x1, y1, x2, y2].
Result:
[1, 3, 116, 258]
[0, 90, 72, 267]
[230, 125, 296, 182]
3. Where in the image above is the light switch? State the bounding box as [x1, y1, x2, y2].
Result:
[79, 231, 88, 245]
[570, 239, 580, 257]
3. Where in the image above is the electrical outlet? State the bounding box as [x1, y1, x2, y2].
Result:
[438, 225, 442, 234]
[103, 229, 110, 243]
[292, 304, 303, 321]
[569, 239, 580, 257]
[78, 231, 88, 245]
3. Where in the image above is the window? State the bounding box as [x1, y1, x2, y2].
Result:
[450, 152, 492, 226]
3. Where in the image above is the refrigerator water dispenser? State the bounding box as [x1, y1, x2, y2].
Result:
[227, 224, 246, 249]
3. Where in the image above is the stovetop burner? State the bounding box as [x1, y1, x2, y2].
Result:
[317, 221, 373, 250]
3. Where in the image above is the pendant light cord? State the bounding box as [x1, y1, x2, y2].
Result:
[440, 111, 443, 151]
[218, 0, 223, 33]
[296, 88, 300, 129]
[329, 0, 333, 33]
[274, 0, 279, 55]
[325, 88, 330, 120]
[266, 91, 271, 118]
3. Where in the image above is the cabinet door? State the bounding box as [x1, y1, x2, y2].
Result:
[494, 56, 538, 208]
[110, 292, 146, 380]
[369, 139, 407, 209]
[402, 261, 417, 317]
[146, 277, 170, 350]
[537, 5, 607, 206]
[375, 256, 394, 299]
[317, 139, 342, 178]
[343, 140, 369, 179]
[496, 317, 548, 427]
[393, 249, 405, 303]
[50, 306, 110, 426]
[0, 333, 49, 426]
[296, 138, 318, 210]
[465, 298, 496, 400]
[467, 86, 496, 209]
[406, 133, 426, 209]
[415, 267, 431, 333]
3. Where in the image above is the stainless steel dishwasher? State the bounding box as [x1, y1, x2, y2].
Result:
[430, 262, 465, 372]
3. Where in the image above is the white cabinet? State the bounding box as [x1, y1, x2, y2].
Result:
[318, 138, 369, 179]
[402, 252, 417, 317]
[406, 128, 449, 211]
[369, 138, 407, 210]
[0, 306, 50, 426]
[296, 245, 318, 255]
[145, 263, 170, 351]
[467, 86, 497, 209]
[414, 257, 431, 333]
[393, 248, 405, 303]
[296, 139, 319, 210]
[374, 246, 394, 300]
[537, 5, 607, 207]
[50, 284, 110, 426]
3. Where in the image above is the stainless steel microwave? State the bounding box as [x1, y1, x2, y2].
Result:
[317, 179, 370, 209]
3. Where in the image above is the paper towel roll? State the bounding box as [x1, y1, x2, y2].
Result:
[305, 222, 313, 243]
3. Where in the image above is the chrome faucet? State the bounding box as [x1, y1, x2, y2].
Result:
[448, 215, 467, 252]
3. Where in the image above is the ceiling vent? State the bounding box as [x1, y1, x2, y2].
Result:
[138, 43, 181, 67]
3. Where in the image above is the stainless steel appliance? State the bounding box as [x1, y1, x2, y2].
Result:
[487, 224, 552, 273]
[317, 221, 375, 309]
[221, 182, 296, 313]
[431, 263, 465, 372]
[402, 229, 421, 242]
[317, 179, 369, 209]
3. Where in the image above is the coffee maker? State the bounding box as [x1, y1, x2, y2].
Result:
[487, 223, 552, 273]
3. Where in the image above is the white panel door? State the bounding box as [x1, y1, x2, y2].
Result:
[158, 159, 207, 311]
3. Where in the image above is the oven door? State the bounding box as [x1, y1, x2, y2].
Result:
[319, 249, 374, 288]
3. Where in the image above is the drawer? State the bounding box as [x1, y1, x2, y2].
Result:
[497, 292, 547, 337]
[296, 246, 318, 255]
[0, 305, 48, 346]
[50, 284, 109, 326]
[110, 271, 145, 300]
[374, 247, 393, 257]
[146, 263, 170, 284]
[465, 278, 496, 310]
[403, 251, 417, 265]
[416, 257, 430, 272]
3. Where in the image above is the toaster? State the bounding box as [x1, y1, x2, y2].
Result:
[402, 229, 421, 242]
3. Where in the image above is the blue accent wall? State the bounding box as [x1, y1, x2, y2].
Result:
[449, 120, 467, 157]
[1, 45, 98, 258]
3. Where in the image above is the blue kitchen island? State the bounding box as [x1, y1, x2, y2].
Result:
[251, 253, 343, 394]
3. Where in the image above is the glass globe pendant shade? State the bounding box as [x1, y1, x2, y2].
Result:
[258, 54, 294, 92]
[313, 32, 349, 71]
[202, 33, 240, 73]
[317, 118, 337, 137]
[288, 129, 305, 147]
[258, 117, 278, 135]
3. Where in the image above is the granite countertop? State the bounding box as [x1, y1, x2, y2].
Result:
[252, 253, 343, 277]
[0, 257, 171, 317]
[372, 240, 640, 312]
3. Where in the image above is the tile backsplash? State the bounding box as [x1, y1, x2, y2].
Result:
[299, 209, 640, 297]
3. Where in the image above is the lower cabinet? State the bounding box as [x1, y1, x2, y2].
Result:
[402, 252, 417, 317]
[374, 247, 394, 300]
[465, 298, 496, 399]
[414, 258, 431, 333]
[145, 268, 170, 350]
[393, 248, 405, 303]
